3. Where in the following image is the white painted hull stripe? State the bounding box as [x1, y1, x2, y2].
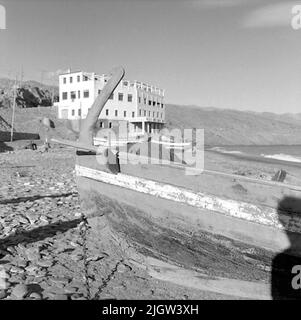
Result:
[75, 165, 301, 234]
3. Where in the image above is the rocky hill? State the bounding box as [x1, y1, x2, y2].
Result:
[0, 78, 59, 109]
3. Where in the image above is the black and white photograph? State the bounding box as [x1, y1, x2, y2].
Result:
[1, 0, 301, 311]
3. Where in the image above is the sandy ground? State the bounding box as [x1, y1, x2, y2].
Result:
[0, 145, 242, 300]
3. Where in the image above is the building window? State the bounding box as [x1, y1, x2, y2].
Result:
[157, 102, 160, 106]
[148, 100, 152, 106]
[115, 110, 118, 117]
[148, 111, 151, 117]
[153, 101, 156, 106]
[118, 93, 123, 101]
[144, 110, 146, 116]
[100, 122, 103, 128]
[77, 75, 80, 82]
[98, 89, 101, 95]
[78, 90, 80, 99]
[124, 111, 127, 117]
[70, 91, 76, 100]
[78, 109, 81, 116]
[144, 98, 146, 104]
[138, 97, 141, 104]
[109, 122, 112, 128]
[83, 90, 89, 98]
[109, 93, 114, 100]
[161, 103, 164, 108]
[62, 92, 68, 100]
[157, 112, 159, 118]
[106, 109, 109, 116]
[132, 112, 135, 118]
[83, 75, 88, 81]
[123, 81, 128, 86]
[153, 112, 155, 117]
[72, 109, 75, 116]
[70, 77, 73, 83]
[63, 77, 66, 84]
[127, 94, 132, 102]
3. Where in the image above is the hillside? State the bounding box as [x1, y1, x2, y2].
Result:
[2, 75, 301, 146]
[165, 104, 301, 145]
[0, 78, 59, 108]
[0, 107, 76, 143]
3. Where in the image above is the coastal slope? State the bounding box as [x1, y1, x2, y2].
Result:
[166, 104, 301, 145]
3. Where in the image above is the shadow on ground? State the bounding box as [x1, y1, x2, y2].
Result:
[0, 192, 78, 205]
[0, 218, 82, 254]
[0, 141, 13, 153]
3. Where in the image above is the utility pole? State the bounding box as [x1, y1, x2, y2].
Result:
[10, 75, 18, 142]
[19, 65, 24, 88]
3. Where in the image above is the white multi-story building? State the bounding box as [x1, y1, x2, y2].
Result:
[56, 70, 165, 133]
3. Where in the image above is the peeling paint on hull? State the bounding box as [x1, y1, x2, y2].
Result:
[75, 164, 301, 235]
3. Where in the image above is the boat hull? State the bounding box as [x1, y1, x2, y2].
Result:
[75, 154, 301, 299]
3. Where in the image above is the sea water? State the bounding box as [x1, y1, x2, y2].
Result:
[207, 145, 301, 164]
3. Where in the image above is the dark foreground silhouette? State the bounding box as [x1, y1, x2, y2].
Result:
[272, 197, 301, 299]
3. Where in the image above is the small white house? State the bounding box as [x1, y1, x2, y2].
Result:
[56, 70, 165, 133]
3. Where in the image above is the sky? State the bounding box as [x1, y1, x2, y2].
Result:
[1, 0, 301, 113]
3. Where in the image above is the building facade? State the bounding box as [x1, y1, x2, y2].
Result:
[56, 70, 165, 133]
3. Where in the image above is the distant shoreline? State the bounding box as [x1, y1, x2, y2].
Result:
[206, 147, 301, 169]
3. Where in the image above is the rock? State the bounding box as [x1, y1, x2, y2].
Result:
[28, 292, 43, 300]
[11, 284, 29, 299]
[71, 294, 85, 300]
[70, 254, 83, 262]
[25, 248, 41, 261]
[0, 290, 7, 299]
[87, 255, 104, 263]
[36, 260, 53, 268]
[117, 264, 127, 273]
[0, 270, 10, 289]
[49, 277, 69, 288]
[63, 286, 78, 294]
[17, 259, 28, 268]
[25, 265, 40, 275]
[10, 266, 24, 274]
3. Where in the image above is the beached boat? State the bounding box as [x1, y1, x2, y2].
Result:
[53, 67, 301, 299]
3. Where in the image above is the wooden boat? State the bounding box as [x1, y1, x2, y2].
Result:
[53, 67, 301, 299]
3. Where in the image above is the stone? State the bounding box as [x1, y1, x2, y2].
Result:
[17, 260, 28, 268]
[87, 255, 104, 263]
[11, 284, 29, 299]
[28, 292, 43, 300]
[0, 290, 7, 299]
[36, 260, 53, 268]
[10, 266, 24, 274]
[117, 264, 127, 273]
[25, 249, 41, 261]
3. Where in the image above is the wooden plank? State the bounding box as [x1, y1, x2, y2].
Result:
[75, 164, 301, 234]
